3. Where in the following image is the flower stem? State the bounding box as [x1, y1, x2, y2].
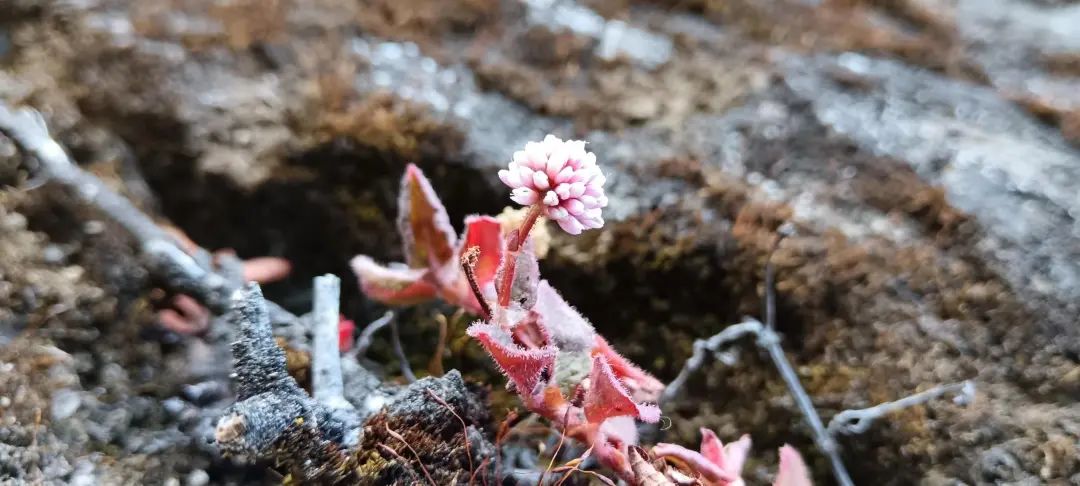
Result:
[497, 204, 544, 309]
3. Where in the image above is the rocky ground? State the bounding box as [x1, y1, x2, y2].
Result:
[1, 0, 1080, 484]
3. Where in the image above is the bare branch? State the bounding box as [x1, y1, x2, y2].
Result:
[0, 102, 298, 328]
[827, 380, 975, 436]
[311, 274, 353, 412]
[660, 320, 763, 404]
[390, 314, 417, 382]
[354, 311, 394, 358]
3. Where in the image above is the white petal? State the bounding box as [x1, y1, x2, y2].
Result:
[543, 190, 560, 206]
[525, 142, 547, 169]
[512, 151, 529, 165]
[564, 199, 585, 215]
[580, 152, 596, 168]
[589, 173, 607, 187]
[516, 164, 535, 184]
[499, 169, 522, 188]
[569, 182, 586, 198]
[557, 217, 584, 235]
[547, 207, 568, 220]
[555, 166, 575, 184]
[510, 188, 539, 205]
[596, 194, 609, 207]
[547, 147, 569, 177]
[532, 171, 550, 190]
[579, 195, 598, 207]
[555, 183, 572, 199]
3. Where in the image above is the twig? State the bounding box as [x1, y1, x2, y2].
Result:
[660, 320, 763, 404]
[377, 443, 425, 484]
[425, 389, 475, 484]
[355, 311, 394, 358]
[662, 228, 855, 486]
[385, 424, 437, 486]
[539, 406, 572, 485]
[428, 312, 449, 376]
[827, 380, 975, 436]
[390, 313, 416, 382]
[311, 274, 353, 412]
[0, 102, 299, 328]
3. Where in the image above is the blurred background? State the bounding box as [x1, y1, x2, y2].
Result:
[1, 0, 1079, 484]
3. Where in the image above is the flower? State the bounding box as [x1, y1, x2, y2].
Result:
[498, 134, 608, 235]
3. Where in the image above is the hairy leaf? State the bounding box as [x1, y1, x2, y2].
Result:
[397, 164, 456, 269]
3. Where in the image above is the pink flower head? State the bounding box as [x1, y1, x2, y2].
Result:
[498, 134, 608, 235]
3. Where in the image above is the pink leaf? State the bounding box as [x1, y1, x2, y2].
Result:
[592, 335, 665, 403]
[398, 163, 457, 269]
[699, 429, 751, 480]
[350, 255, 438, 306]
[584, 355, 660, 424]
[467, 322, 557, 393]
[652, 443, 735, 484]
[723, 435, 752, 479]
[699, 428, 726, 468]
[533, 280, 596, 352]
[773, 445, 813, 486]
[460, 215, 503, 286]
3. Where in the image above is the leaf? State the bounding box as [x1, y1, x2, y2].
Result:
[700, 429, 751, 481]
[532, 280, 596, 352]
[773, 445, 813, 486]
[460, 215, 503, 286]
[467, 322, 557, 393]
[350, 255, 438, 306]
[652, 443, 736, 484]
[583, 355, 660, 425]
[592, 335, 665, 403]
[397, 163, 457, 269]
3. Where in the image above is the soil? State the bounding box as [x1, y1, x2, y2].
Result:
[2, 0, 1080, 485]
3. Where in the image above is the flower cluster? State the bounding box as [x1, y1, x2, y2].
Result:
[499, 135, 607, 235]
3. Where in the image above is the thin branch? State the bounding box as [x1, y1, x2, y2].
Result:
[311, 274, 353, 412]
[385, 424, 436, 486]
[660, 320, 763, 404]
[0, 102, 299, 328]
[827, 380, 975, 436]
[390, 314, 417, 382]
[355, 311, 394, 358]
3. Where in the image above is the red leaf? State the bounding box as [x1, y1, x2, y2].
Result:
[468, 322, 557, 393]
[338, 315, 356, 352]
[584, 355, 660, 424]
[460, 215, 503, 286]
[398, 163, 457, 269]
[592, 336, 665, 403]
[350, 255, 438, 306]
